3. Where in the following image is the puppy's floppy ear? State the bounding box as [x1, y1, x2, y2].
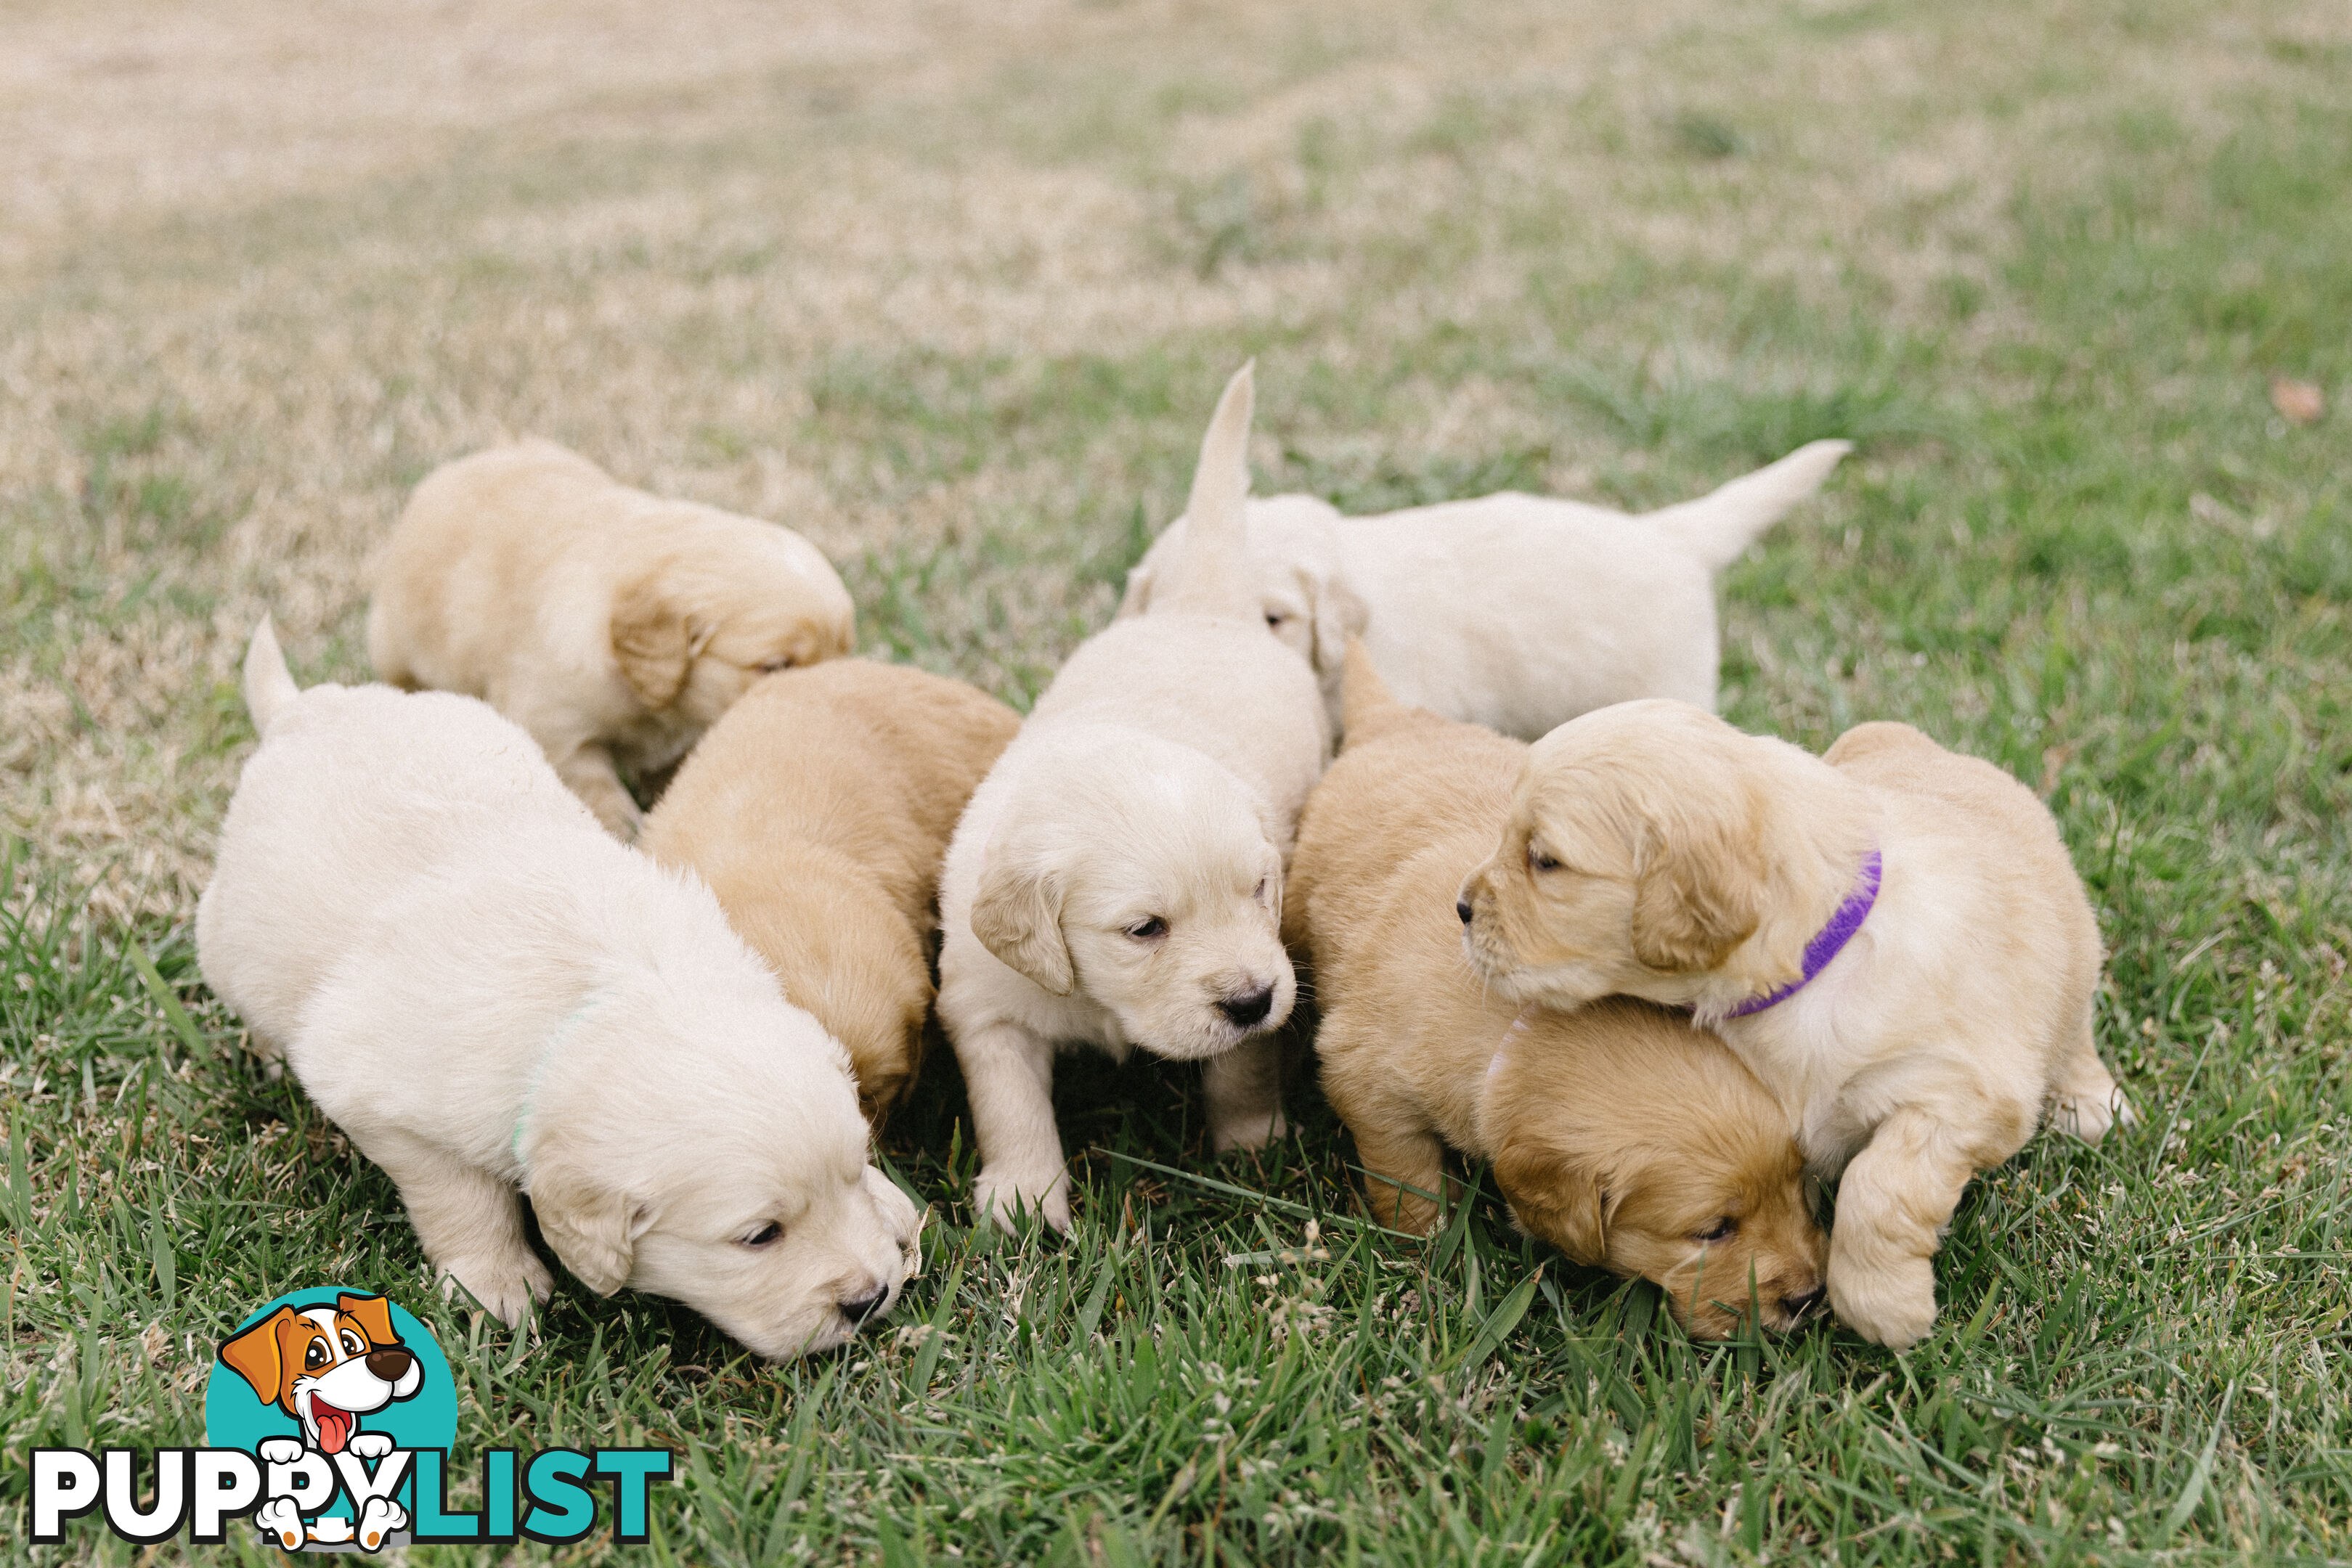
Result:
[610, 565, 693, 711]
[335, 1293, 400, 1348]
[1306, 568, 1370, 678]
[1116, 560, 1155, 618]
[972, 848, 1074, 996]
[1492, 1140, 1614, 1267]
[1629, 796, 1765, 974]
[218, 1307, 299, 1405]
[526, 1138, 655, 1297]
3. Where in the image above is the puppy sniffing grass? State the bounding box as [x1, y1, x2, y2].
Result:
[1458, 700, 2130, 1349]
[367, 439, 855, 839]
[639, 659, 1020, 1127]
[198, 620, 917, 1358]
[1121, 439, 1849, 739]
[1290, 645, 1826, 1338]
[937, 364, 1329, 1231]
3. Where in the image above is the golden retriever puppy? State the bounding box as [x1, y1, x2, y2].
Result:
[937, 365, 1328, 1231]
[1120, 441, 1848, 739]
[638, 659, 1020, 1126]
[367, 439, 855, 839]
[1291, 646, 1827, 1337]
[198, 621, 918, 1359]
[1457, 700, 2131, 1349]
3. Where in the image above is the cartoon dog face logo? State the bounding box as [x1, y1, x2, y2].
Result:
[218, 1293, 422, 1455]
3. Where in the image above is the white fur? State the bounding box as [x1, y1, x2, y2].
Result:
[198, 618, 917, 1360]
[937, 366, 1329, 1231]
[1120, 440, 1850, 738]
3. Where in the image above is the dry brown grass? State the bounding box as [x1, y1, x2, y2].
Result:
[5, 0, 2341, 918]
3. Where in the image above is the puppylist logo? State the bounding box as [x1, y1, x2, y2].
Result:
[30, 1287, 672, 1551]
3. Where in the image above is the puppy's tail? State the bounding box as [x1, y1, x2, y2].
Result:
[1649, 438, 1850, 573]
[1147, 362, 1261, 620]
[243, 616, 301, 736]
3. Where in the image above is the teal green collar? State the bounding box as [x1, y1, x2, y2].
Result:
[511, 991, 606, 1169]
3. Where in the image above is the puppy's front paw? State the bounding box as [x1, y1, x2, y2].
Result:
[357, 1496, 407, 1551]
[2051, 1085, 2133, 1143]
[1210, 1101, 1288, 1153]
[256, 1495, 306, 1551]
[1828, 1253, 1938, 1350]
[439, 1249, 553, 1328]
[346, 1432, 394, 1461]
[256, 1436, 305, 1466]
[974, 1167, 1071, 1234]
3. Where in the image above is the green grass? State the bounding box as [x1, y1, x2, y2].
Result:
[7, 0, 2352, 1561]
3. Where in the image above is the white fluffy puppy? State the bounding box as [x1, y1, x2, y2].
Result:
[1120, 439, 1850, 738]
[937, 365, 1328, 1231]
[197, 621, 918, 1359]
[367, 440, 855, 839]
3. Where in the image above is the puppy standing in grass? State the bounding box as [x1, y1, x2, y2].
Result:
[198, 621, 918, 1358]
[1457, 701, 2130, 1348]
[1291, 645, 1826, 1339]
[367, 439, 855, 839]
[937, 364, 1327, 1230]
[639, 660, 1020, 1127]
[1120, 438, 1849, 739]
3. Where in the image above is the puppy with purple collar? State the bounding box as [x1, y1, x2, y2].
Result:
[1458, 703, 2131, 1349]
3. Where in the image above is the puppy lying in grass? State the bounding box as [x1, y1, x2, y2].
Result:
[198, 621, 917, 1358]
[640, 659, 1020, 1127]
[367, 439, 855, 839]
[1458, 700, 2130, 1349]
[1291, 646, 1827, 1338]
[937, 364, 1328, 1231]
[1121, 438, 1848, 739]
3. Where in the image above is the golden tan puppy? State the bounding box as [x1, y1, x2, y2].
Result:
[639, 660, 1020, 1126]
[1290, 647, 1827, 1338]
[368, 440, 855, 838]
[1458, 700, 2130, 1349]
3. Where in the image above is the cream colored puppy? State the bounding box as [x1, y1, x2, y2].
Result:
[1120, 440, 1849, 738]
[198, 621, 918, 1359]
[367, 440, 855, 838]
[937, 365, 1328, 1231]
[1457, 701, 2131, 1349]
[639, 659, 1021, 1127]
[1292, 647, 1828, 1339]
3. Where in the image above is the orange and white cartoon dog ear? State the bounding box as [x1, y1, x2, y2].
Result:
[336, 1292, 401, 1347]
[219, 1307, 301, 1404]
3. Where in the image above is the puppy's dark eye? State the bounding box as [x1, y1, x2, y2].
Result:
[1695, 1217, 1738, 1244]
[1253, 878, 1269, 902]
[756, 657, 794, 674]
[1528, 846, 1562, 873]
[339, 1329, 365, 1357]
[741, 1222, 784, 1247]
[1126, 917, 1168, 941]
[1265, 612, 1287, 629]
[304, 1339, 330, 1370]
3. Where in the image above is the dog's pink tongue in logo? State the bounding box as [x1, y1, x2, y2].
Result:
[313, 1402, 355, 1455]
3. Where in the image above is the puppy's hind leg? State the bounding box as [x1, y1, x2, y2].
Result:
[957, 1021, 1073, 1233]
[2047, 1021, 2132, 1143]
[1204, 1035, 1287, 1154]
[365, 1127, 550, 1327]
[550, 740, 644, 841]
[1824, 1108, 1979, 1351]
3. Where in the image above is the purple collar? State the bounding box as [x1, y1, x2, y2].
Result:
[1722, 849, 1882, 1018]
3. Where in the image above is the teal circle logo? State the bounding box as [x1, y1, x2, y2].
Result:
[204, 1289, 457, 1551]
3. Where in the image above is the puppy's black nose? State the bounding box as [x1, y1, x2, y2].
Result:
[1218, 986, 1274, 1029]
[1780, 1285, 1827, 1320]
[365, 1347, 412, 1381]
[1456, 899, 1473, 926]
[839, 1286, 889, 1326]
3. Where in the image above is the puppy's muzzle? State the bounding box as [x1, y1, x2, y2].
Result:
[1217, 985, 1275, 1029]
[365, 1347, 414, 1382]
[1780, 1284, 1826, 1322]
[1455, 898, 1473, 926]
[839, 1284, 891, 1330]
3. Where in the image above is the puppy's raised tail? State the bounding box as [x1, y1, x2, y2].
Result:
[243, 616, 301, 736]
[1650, 438, 1851, 573]
[1148, 362, 1261, 620]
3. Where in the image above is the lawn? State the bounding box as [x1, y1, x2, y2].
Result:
[4, 0, 2350, 1561]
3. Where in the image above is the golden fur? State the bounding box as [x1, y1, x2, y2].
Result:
[1290, 646, 1826, 1338]
[367, 439, 855, 838]
[1460, 698, 2128, 1347]
[639, 659, 1020, 1126]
